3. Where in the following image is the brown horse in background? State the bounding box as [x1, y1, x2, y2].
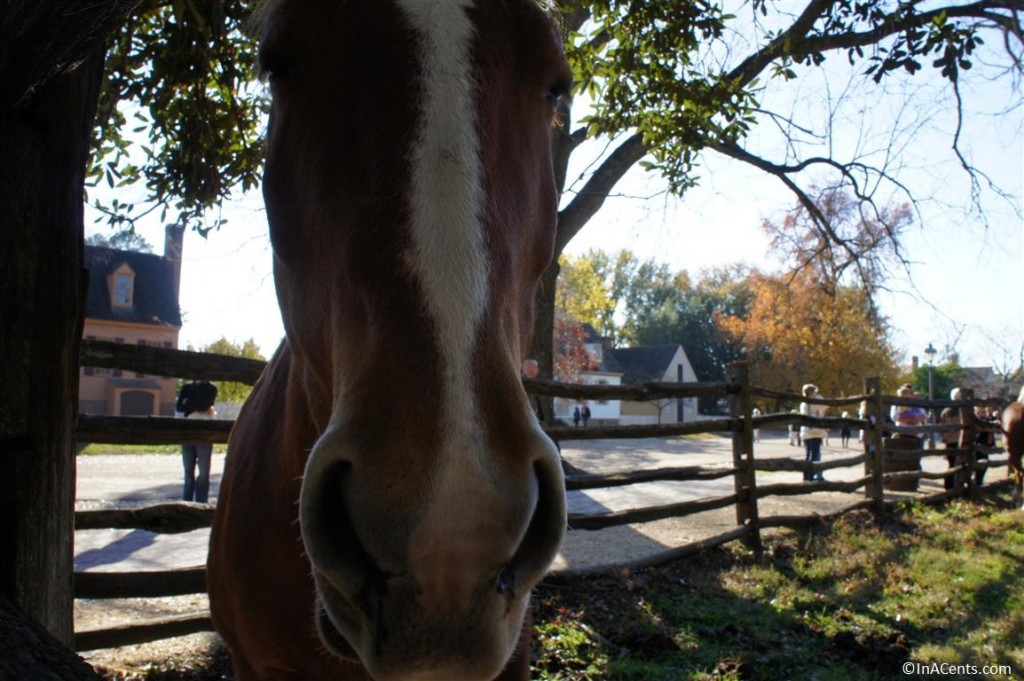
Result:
[207, 1, 572, 679]
[1002, 387, 1024, 509]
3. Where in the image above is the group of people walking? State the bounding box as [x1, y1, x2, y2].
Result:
[572, 404, 591, 427]
[781, 381, 1000, 486]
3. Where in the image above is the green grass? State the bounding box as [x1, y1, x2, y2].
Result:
[532, 498, 1024, 680]
[77, 444, 228, 455]
[676, 432, 728, 441]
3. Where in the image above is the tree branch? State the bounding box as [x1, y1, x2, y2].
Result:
[707, 139, 914, 291]
[555, 133, 647, 253]
[728, 1, 1022, 89]
[727, 0, 837, 86]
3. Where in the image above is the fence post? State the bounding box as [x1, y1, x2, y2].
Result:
[961, 388, 977, 496]
[727, 362, 761, 552]
[863, 377, 885, 513]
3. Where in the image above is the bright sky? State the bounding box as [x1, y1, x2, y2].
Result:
[84, 16, 1024, 374]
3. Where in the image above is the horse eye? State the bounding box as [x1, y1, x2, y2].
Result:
[545, 78, 571, 108]
[261, 62, 294, 85]
[258, 48, 294, 85]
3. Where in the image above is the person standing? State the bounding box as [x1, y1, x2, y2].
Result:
[973, 405, 996, 487]
[752, 406, 762, 442]
[890, 383, 927, 448]
[176, 378, 218, 503]
[572, 405, 581, 427]
[857, 400, 868, 444]
[800, 384, 828, 482]
[788, 410, 800, 446]
[940, 387, 966, 490]
[581, 404, 591, 427]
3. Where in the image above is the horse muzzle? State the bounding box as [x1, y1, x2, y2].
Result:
[298, 424, 566, 680]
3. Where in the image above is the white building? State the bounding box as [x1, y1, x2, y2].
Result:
[614, 345, 699, 425]
[554, 325, 698, 426]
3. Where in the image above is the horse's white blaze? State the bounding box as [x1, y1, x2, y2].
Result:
[396, 0, 510, 579]
[398, 0, 487, 442]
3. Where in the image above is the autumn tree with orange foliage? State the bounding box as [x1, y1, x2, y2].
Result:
[718, 270, 900, 398]
[553, 314, 591, 384]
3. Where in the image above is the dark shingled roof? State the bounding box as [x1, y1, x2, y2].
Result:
[613, 345, 681, 384]
[84, 246, 182, 327]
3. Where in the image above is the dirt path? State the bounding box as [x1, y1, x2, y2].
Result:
[75, 433, 981, 575]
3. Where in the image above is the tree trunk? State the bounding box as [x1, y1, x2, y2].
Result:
[0, 46, 106, 647]
[1, 0, 139, 647]
[529, 260, 561, 422]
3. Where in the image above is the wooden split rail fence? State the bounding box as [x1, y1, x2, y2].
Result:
[73, 340, 1011, 651]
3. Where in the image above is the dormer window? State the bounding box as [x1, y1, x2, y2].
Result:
[108, 264, 135, 308]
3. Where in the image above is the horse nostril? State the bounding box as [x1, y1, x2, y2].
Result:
[496, 566, 516, 600]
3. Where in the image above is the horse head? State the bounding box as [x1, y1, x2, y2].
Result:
[254, 1, 570, 677]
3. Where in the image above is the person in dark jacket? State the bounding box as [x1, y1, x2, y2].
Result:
[176, 379, 218, 503]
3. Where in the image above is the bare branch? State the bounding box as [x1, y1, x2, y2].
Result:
[556, 133, 647, 253]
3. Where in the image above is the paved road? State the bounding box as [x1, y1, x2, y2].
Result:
[75, 433, 997, 574]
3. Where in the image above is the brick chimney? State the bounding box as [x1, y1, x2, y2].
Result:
[164, 224, 185, 304]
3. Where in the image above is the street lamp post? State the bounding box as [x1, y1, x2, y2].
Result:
[925, 342, 937, 449]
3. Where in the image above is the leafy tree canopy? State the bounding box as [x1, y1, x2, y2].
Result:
[89, 0, 263, 235]
[553, 314, 592, 383]
[557, 245, 899, 398]
[556, 251, 617, 338]
[631, 264, 755, 385]
[90, 1, 1021, 248]
[559, 0, 1022, 282]
[907, 362, 970, 402]
[716, 191, 906, 396]
[557, 249, 684, 345]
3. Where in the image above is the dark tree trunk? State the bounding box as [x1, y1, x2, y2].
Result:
[0, 48, 104, 647]
[0, 0, 138, 647]
[529, 260, 561, 423]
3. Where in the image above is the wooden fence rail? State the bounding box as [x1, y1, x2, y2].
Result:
[75, 612, 214, 653]
[77, 415, 233, 445]
[564, 466, 737, 490]
[72, 341, 1012, 651]
[81, 339, 264, 384]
